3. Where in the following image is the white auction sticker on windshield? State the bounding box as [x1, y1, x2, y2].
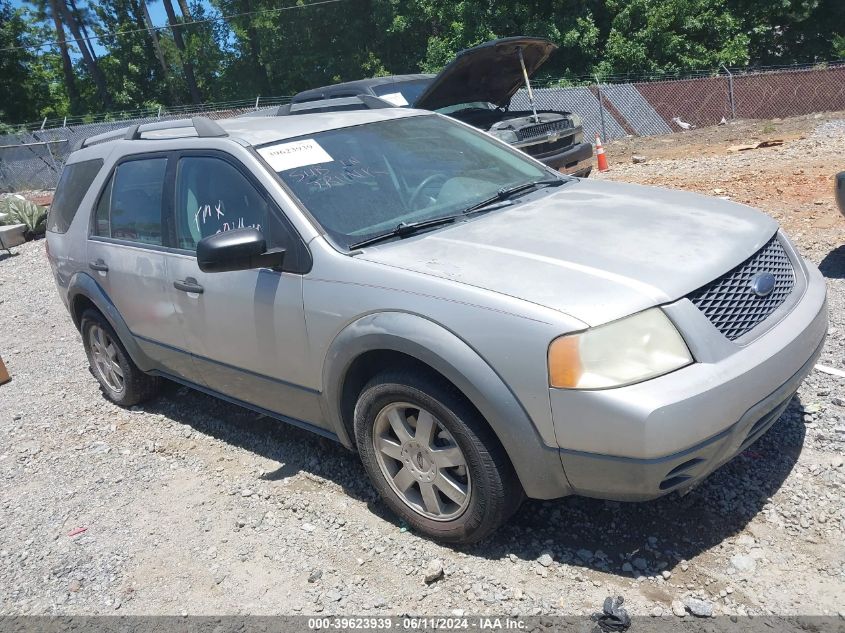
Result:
[258, 139, 333, 171]
[378, 92, 409, 106]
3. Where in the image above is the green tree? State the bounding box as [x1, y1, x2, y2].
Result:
[89, 0, 170, 109]
[594, 0, 750, 78]
[0, 0, 55, 123]
[162, 0, 201, 103]
[728, 0, 845, 66]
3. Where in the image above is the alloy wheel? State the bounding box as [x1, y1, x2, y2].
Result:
[89, 324, 125, 395]
[372, 402, 471, 521]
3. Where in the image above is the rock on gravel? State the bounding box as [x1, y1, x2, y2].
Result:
[730, 554, 757, 573]
[671, 600, 687, 617]
[684, 597, 714, 618]
[632, 557, 648, 571]
[308, 570, 323, 584]
[424, 559, 444, 584]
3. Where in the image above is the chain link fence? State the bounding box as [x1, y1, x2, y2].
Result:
[512, 62, 845, 142]
[2, 63, 845, 192]
[0, 97, 291, 192]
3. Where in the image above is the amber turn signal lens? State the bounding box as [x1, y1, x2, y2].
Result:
[548, 335, 582, 388]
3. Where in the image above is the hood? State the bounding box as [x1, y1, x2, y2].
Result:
[358, 179, 779, 326]
[414, 37, 557, 111]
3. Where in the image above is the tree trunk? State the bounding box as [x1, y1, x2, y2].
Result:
[176, 0, 192, 21]
[128, 0, 157, 77]
[47, 0, 80, 114]
[68, 0, 96, 60]
[241, 0, 271, 95]
[140, 0, 179, 104]
[162, 0, 202, 103]
[55, 0, 112, 109]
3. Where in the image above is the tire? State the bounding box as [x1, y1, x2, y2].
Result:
[80, 309, 160, 407]
[354, 370, 523, 544]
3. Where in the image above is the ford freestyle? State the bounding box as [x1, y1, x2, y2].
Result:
[46, 111, 827, 543]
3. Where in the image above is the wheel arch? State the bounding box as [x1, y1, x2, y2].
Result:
[321, 311, 572, 499]
[67, 272, 157, 372]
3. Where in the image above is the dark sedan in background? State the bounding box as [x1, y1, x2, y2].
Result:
[290, 37, 594, 177]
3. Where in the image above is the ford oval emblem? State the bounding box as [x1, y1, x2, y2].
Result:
[750, 272, 776, 297]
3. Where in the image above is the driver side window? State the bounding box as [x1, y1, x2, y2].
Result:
[175, 156, 270, 251]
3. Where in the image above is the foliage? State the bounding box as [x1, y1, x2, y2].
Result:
[0, 196, 48, 236]
[594, 0, 751, 78]
[0, 0, 55, 123]
[0, 0, 842, 124]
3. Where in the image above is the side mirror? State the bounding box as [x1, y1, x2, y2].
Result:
[196, 227, 285, 273]
[836, 171, 845, 216]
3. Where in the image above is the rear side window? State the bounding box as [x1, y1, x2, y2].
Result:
[47, 159, 103, 233]
[93, 158, 166, 246]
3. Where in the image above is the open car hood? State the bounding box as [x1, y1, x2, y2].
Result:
[413, 37, 557, 111]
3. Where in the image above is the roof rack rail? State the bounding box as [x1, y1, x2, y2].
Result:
[76, 116, 227, 150]
[237, 95, 394, 118]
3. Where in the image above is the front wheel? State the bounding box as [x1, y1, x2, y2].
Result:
[354, 371, 523, 543]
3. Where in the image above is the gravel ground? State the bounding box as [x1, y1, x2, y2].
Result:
[1, 116, 843, 618]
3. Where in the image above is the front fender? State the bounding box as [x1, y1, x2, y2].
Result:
[67, 272, 157, 372]
[321, 311, 572, 499]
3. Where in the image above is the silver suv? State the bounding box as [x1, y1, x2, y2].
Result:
[46, 111, 827, 543]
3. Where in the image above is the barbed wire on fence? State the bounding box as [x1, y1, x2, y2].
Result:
[2, 62, 845, 192]
[531, 58, 845, 88]
[6, 59, 844, 133]
[4, 96, 294, 134]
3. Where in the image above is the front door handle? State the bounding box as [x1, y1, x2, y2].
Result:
[173, 277, 204, 294]
[88, 259, 109, 272]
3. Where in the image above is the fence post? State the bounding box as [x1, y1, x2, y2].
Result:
[157, 105, 162, 119]
[255, 95, 261, 110]
[595, 75, 608, 141]
[44, 140, 62, 186]
[721, 64, 736, 119]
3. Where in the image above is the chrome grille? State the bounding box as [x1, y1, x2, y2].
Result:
[515, 119, 571, 142]
[688, 234, 795, 340]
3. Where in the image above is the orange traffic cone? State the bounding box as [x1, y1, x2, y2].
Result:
[0, 355, 9, 385]
[595, 133, 609, 172]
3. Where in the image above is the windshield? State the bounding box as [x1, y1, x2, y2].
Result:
[371, 80, 431, 106]
[436, 102, 497, 115]
[261, 114, 553, 249]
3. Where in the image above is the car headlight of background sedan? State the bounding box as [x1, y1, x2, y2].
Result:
[488, 128, 518, 144]
[548, 308, 693, 389]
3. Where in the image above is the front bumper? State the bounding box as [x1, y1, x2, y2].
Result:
[551, 257, 828, 501]
[517, 140, 593, 176]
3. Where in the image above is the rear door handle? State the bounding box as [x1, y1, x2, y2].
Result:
[88, 259, 108, 272]
[173, 277, 204, 294]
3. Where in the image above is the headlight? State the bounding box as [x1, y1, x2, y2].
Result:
[548, 308, 693, 389]
[568, 113, 582, 129]
[488, 128, 518, 144]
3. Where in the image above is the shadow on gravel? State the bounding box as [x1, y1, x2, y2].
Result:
[471, 394, 807, 576]
[818, 245, 845, 279]
[136, 381, 806, 571]
[0, 251, 19, 263]
[137, 380, 384, 508]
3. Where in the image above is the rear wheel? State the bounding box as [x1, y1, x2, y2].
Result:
[354, 370, 523, 543]
[81, 309, 160, 406]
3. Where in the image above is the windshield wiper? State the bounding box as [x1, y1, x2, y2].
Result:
[349, 177, 566, 249]
[349, 215, 459, 249]
[463, 177, 566, 215]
